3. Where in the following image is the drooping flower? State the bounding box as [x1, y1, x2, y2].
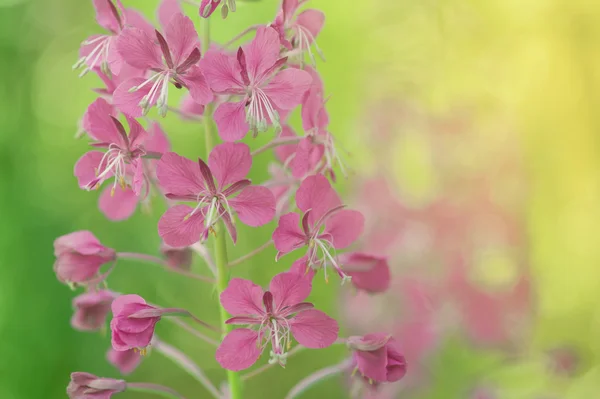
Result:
[201, 26, 312, 141]
[114, 13, 212, 117]
[340, 252, 391, 294]
[74, 98, 148, 197]
[160, 242, 193, 270]
[271, 0, 326, 64]
[347, 333, 407, 383]
[216, 272, 339, 371]
[110, 294, 162, 353]
[53, 231, 116, 287]
[107, 348, 142, 375]
[73, 0, 153, 77]
[272, 174, 364, 283]
[157, 143, 275, 247]
[71, 290, 115, 331]
[67, 372, 125, 399]
[199, 0, 236, 18]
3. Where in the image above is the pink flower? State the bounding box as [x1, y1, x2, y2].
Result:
[110, 294, 162, 353]
[199, 0, 236, 18]
[160, 242, 193, 270]
[71, 290, 115, 331]
[74, 98, 149, 197]
[271, 0, 325, 64]
[107, 348, 142, 375]
[340, 252, 391, 293]
[216, 272, 339, 371]
[201, 26, 312, 141]
[53, 231, 116, 286]
[179, 94, 206, 119]
[156, 143, 275, 247]
[272, 174, 364, 283]
[114, 13, 212, 117]
[73, 0, 153, 77]
[347, 333, 407, 383]
[67, 372, 125, 399]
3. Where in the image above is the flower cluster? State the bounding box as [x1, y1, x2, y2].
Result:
[58, 1, 404, 398]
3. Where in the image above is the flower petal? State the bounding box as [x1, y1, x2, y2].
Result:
[157, 0, 182, 29]
[272, 213, 306, 257]
[243, 26, 281, 82]
[295, 174, 340, 226]
[156, 152, 205, 197]
[289, 256, 315, 283]
[144, 121, 171, 153]
[290, 137, 323, 179]
[99, 185, 139, 221]
[263, 68, 312, 110]
[220, 278, 264, 316]
[214, 101, 249, 142]
[179, 94, 206, 118]
[113, 77, 152, 118]
[200, 50, 244, 93]
[216, 329, 262, 371]
[296, 9, 325, 41]
[269, 272, 312, 312]
[92, 0, 122, 33]
[342, 253, 391, 293]
[165, 13, 199, 66]
[117, 27, 163, 70]
[83, 98, 122, 145]
[353, 347, 388, 382]
[323, 209, 364, 249]
[111, 294, 146, 315]
[229, 186, 276, 227]
[207, 143, 251, 189]
[290, 309, 338, 348]
[179, 65, 213, 105]
[123, 8, 156, 37]
[158, 205, 205, 248]
[74, 151, 107, 189]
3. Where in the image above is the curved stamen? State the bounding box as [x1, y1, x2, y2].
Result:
[73, 36, 111, 77]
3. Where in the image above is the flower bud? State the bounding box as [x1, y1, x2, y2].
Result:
[110, 294, 161, 353]
[67, 372, 125, 399]
[71, 290, 115, 331]
[348, 333, 407, 383]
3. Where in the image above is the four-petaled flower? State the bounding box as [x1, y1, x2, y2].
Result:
[273, 174, 364, 283]
[347, 333, 407, 384]
[216, 272, 339, 371]
[67, 372, 126, 399]
[202, 26, 312, 141]
[157, 143, 275, 247]
[110, 294, 162, 354]
[114, 13, 212, 117]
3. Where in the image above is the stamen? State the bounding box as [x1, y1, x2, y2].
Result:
[73, 36, 111, 77]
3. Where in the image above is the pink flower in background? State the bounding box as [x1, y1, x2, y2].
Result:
[347, 333, 407, 383]
[114, 13, 212, 117]
[201, 26, 312, 141]
[340, 252, 391, 293]
[53, 231, 116, 286]
[157, 143, 275, 247]
[216, 272, 339, 371]
[160, 242, 193, 270]
[271, 0, 325, 64]
[73, 0, 153, 77]
[110, 294, 162, 353]
[71, 290, 115, 331]
[67, 372, 125, 399]
[74, 98, 148, 197]
[107, 348, 142, 375]
[179, 94, 206, 119]
[273, 174, 364, 283]
[199, 0, 236, 18]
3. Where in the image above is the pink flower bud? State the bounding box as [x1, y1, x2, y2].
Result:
[71, 290, 115, 331]
[107, 348, 142, 375]
[160, 243, 193, 270]
[53, 231, 116, 286]
[110, 294, 161, 353]
[67, 372, 125, 399]
[347, 333, 407, 383]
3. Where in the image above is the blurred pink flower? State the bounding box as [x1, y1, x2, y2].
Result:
[53, 231, 116, 286]
[340, 252, 391, 293]
[157, 144, 275, 247]
[67, 372, 125, 399]
[110, 294, 162, 353]
[160, 242, 193, 270]
[71, 290, 115, 331]
[107, 348, 142, 375]
[201, 26, 312, 141]
[216, 272, 338, 371]
[347, 333, 407, 383]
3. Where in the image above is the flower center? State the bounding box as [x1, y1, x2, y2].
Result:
[308, 237, 352, 285]
[129, 71, 172, 117]
[88, 144, 128, 195]
[246, 88, 281, 136]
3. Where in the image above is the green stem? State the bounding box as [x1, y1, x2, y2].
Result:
[202, 16, 244, 399]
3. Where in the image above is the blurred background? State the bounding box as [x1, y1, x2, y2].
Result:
[1, 0, 600, 398]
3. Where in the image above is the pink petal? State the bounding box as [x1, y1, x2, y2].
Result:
[126, 115, 147, 148]
[263, 68, 312, 110]
[54, 230, 107, 256]
[272, 213, 306, 256]
[156, 152, 205, 197]
[208, 143, 251, 189]
[282, 0, 299, 21]
[220, 278, 264, 316]
[214, 101, 249, 142]
[274, 125, 298, 163]
[144, 122, 171, 153]
[229, 186, 276, 227]
[323, 209, 364, 249]
[179, 65, 212, 105]
[117, 27, 163, 70]
[113, 77, 152, 118]
[290, 137, 323, 179]
[289, 256, 315, 282]
[111, 294, 146, 315]
[165, 13, 199, 66]
[269, 272, 311, 311]
[74, 151, 108, 188]
[83, 98, 121, 145]
[290, 309, 338, 348]
[342, 253, 391, 293]
[296, 9, 325, 40]
[295, 174, 340, 225]
[107, 348, 142, 375]
[180, 94, 206, 117]
[354, 347, 388, 382]
[123, 8, 156, 37]
[243, 26, 281, 82]
[158, 205, 205, 248]
[200, 50, 243, 93]
[157, 0, 182, 29]
[92, 0, 121, 33]
[216, 329, 261, 371]
[99, 186, 139, 221]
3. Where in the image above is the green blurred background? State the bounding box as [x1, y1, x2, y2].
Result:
[2, 0, 600, 398]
